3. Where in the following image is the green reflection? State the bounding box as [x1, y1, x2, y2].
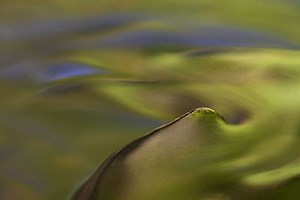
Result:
[1, 1, 300, 200]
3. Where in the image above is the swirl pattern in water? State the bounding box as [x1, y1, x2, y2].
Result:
[1, 2, 300, 200]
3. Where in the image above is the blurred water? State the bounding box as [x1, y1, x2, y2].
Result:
[1, 2, 300, 200]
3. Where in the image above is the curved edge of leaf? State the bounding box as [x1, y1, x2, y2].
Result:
[71, 107, 224, 200]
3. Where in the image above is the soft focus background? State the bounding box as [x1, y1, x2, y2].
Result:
[1, 1, 300, 200]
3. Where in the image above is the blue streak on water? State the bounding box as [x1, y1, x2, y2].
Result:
[96, 26, 298, 49]
[0, 14, 145, 41]
[0, 62, 106, 82]
[40, 63, 105, 81]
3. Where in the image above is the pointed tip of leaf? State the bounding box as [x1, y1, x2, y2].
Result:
[192, 107, 215, 115]
[190, 107, 225, 122]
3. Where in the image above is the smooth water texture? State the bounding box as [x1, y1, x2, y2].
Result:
[1, 1, 300, 199]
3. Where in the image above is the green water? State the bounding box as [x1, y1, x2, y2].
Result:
[1, 1, 300, 199]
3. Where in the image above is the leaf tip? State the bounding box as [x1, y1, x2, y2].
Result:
[191, 107, 225, 122]
[191, 107, 216, 117]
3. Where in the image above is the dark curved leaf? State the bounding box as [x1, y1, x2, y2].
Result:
[72, 108, 226, 200]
